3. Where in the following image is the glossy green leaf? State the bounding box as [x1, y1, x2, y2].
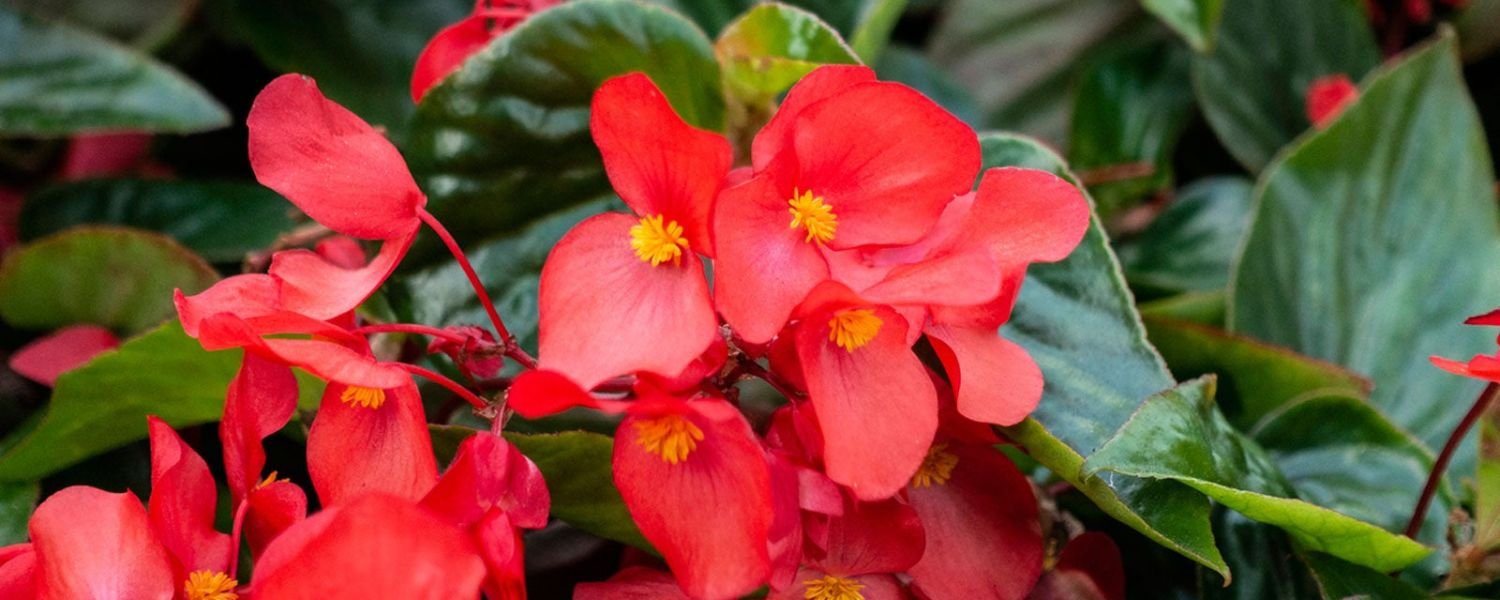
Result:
[0, 481, 37, 545]
[1143, 315, 1369, 429]
[1301, 552, 1428, 599]
[715, 3, 859, 106]
[21, 179, 299, 263]
[1199, 511, 1319, 600]
[1140, 0, 1224, 51]
[1191, 0, 1378, 171]
[7, 0, 192, 49]
[1117, 177, 1253, 296]
[1228, 34, 1500, 450]
[207, 0, 469, 139]
[874, 44, 981, 126]
[1084, 377, 1432, 572]
[985, 133, 1226, 578]
[0, 4, 229, 136]
[0, 322, 324, 481]
[405, 0, 723, 262]
[1067, 40, 1195, 218]
[0, 227, 219, 334]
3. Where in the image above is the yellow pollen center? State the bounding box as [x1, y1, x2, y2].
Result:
[633, 414, 705, 465]
[828, 309, 882, 352]
[788, 190, 838, 244]
[184, 570, 238, 600]
[255, 471, 281, 490]
[340, 386, 386, 410]
[911, 444, 959, 488]
[803, 575, 865, 600]
[629, 214, 689, 266]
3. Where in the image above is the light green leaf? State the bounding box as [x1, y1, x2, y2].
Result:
[7, 0, 193, 49]
[715, 2, 859, 106]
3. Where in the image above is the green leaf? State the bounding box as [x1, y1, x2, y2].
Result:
[715, 2, 859, 107]
[1067, 40, 1195, 218]
[1117, 177, 1253, 296]
[1471, 394, 1500, 551]
[8, 0, 194, 49]
[430, 425, 650, 550]
[1191, 0, 1378, 171]
[1228, 33, 1500, 450]
[206, 0, 469, 140]
[1084, 377, 1432, 572]
[1138, 290, 1227, 326]
[847, 0, 905, 63]
[983, 133, 1226, 578]
[1140, 0, 1224, 51]
[0, 322, 325, 481]
[20, 179, 299, 263]
[874, 44, 981, 126]
[1143, 315, 1369, 429]
[0, 481, 38, 545]
[0, 226, 219, 334]
[0, 4, 229, 136]
[1301, 552, 1428, 600]
[1199, 510, 1319, 600]
[405, 0, 724, 263]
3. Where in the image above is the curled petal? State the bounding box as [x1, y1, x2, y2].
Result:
[506, 369, 630, 418]
[926, 325, 1043, 426]
[307, 382, 438, 506]
[174, 275, 282, 339]
[242, 480, 307, 561]
[269, 229, 416, 321]
[221, 354, 300, 503]
[147, 417, 233, 579]
[30, 487, 174, 600]
[411, 15, 494, 103]
[423, 431, 550, 529]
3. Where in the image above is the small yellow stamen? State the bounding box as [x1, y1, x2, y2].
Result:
[339, 386, 386, 409]
[633, 414, 705, 465]
[184, 570, 238, 600]
[255, 471, 283, 490]
[803, 574, 865, 600]
[828, 308, 882, 352]
[629, 214, 690, 266]
[910, 444, 959, 488]
[788, 190, 838, 244]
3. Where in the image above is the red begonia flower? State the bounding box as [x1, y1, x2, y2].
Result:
[410, 1, 560, 103]
[146, 417, 233, 586]
[535, 76, 727, 391]
[574, 566, 692, 600]
[1306, 74, 1359, 129]
[422, 430, 550, 530]
[715, 65, 980, 343]
[905, 444, 1044, 600]
[792, 282, 937, 500]
[307, 381, 439, 506]
[26, 487, 176, 599]
[7, 325, 118, 387]
[248, 74, 425, 241]
[1030, 532, 1126, 600]
[613, 392, 773, 599]
[251, 494, 486, 599]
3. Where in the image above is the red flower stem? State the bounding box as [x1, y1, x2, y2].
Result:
[418, 210, 513, 339]
[1405, 381, 1499, 538]
[396, 363, 490, 411]
[352, 323, 469, 344]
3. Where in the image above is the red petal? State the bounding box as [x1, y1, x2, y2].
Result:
[307, 382, 438, 506]
[8, 325, 118, 387]
[781, 82, 979, 249]
[248, 74, 424, 239]
[221, 354, 300, 503]
[506, 369, 630, 418]
[146, 418, 233, 579]
[252, 494, 485, 599]
[174, 275, 282, 339]
[60, 133, 152, 180]
[269, 228, 415, 321]
[592, 73, 732, 250]
[858, 249, 1000, 308]
[1049, 532, 1126, 600]
[1433, 354, 1500, 381]
[422, 431, 550, 529]
[0, 545, 35, 599]
[712, 174, 829, 344]
[537, 213, 717, 390]
[926, 325, 1042, 426]
[811, 496, 925, 576]
[1305, 74, 1359, 129]
[907, 445, 1043, 600]
[474, 511, 526, 600]
[1466, 308, 1500, 326]
[752, 65, 876, 171]
[766, 453, 805, 591]
[29, 487, 174, 599]
[795, 299, 936, 500]
[243, 480, 307, 561]
[963, 167, 1091, 269]
[614, 398, 773, 599]
[575, 566, 692, 600]
[411, 15, 495, 103]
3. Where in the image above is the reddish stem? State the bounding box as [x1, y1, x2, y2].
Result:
[353, 323, 468, 344]
[1405, 382, 1499, 538]
[418, 210, 512, 341]
[396, 363, 491, 411]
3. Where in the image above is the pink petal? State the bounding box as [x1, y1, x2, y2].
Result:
[29, 487, 174, 600]
[410, 15, 495, 103]
[307, 382, 438, 506]
[926, 325, 1043, 426]
[752, 66, 877, 171]
[712, 174, 829, 344]
[8, 325, 118, 387]
[146, 417, 233, 579]
[269, 228, 415, 321]
[422, 431, 550, 529]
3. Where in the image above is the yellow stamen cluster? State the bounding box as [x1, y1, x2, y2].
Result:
[340, 386, 386, 410]
[633, 414, 705, 465]
[788, 190, 838, 244]
[629, 214, 690, 266]
[910, 444, 959, 488]
[803, 575, 865, 600]
[255, 471, 282, 490]
[828, 309, 882, 352]
[184, 570, 238, 600]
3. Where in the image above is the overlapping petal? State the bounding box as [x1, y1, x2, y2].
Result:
[713, 174, 829, 344]
[146, 417, 233, 580]
[925, 325, 1042, 426]
[269, 228, 417, 321]
[220, 353, 300, 503]
[29, 487, 175, 600]
[307, 382, 438, 506]
[422, 430, 550, 529]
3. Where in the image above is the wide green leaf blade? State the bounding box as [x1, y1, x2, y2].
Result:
[0, 4, 229, 135]
[405, 0, 724, 262]
[0, 227, 219, 334]
[1140, 0, 1224, 51]
[1228, 33, 1500, 450]
[1117, 177, 1254, 297]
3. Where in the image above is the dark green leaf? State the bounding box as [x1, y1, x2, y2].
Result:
[715, 3, 859, 106]
[1301, 552, 1428, 599]
[1199, 510, 1319, 600]
[0, 4, 229, 136]
[1140, 0, 1224, 52]
[4, 0, 192, 49]
[405, 0, 723, 263]
[1228, 34, 1500, 450]
[874, 44, 981, 126]
[1138, 290, 1227, 326]
[21, 179, 299, 263]
[0, 322, 325, 481]
[1117, 177, 1253, 296]
[0, 226, 219, 334]
[0, 481, 37, 545]
[1191, 0, 1378, 171]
